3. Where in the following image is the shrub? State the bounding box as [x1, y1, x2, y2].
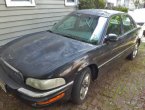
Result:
[112, 6, 128, 12]
[95, 0, 106, 9]
[79, 0, 105, 9]
[79, 0, 94, 9]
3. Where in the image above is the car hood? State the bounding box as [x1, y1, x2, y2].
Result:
[0, 31, 95, 78]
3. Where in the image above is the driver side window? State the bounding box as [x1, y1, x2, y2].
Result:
[106, 15, 122, 37]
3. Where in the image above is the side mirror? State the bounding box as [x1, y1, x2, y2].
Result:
[105, 33, 118, 42]
[143, 30, 145, 37]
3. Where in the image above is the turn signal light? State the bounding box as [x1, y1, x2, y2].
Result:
[36, 93, 65, 105]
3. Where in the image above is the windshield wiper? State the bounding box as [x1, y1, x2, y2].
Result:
[47, 30, 53, 33]
[47, 30, 96, 44]
[47, 30, 67, 37]
[63, 34, 90, 43]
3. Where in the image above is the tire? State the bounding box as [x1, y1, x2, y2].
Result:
[128, 43, 139, 60]
[71, 67, 91, 105]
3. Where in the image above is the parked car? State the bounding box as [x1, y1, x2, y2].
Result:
[138, 23, 145, 42]
[128, 8, 145, 38]
[128, 8, 145, 24]
[0, 9, 141, 107]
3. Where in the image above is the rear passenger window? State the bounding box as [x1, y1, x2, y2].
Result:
[122, 15, 135, 33]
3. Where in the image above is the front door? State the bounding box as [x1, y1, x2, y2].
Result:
[96, 15, 125, 77]
[98, 15, 124, 69]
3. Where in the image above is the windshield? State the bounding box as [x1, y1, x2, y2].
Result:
[50, 13, 107, 44]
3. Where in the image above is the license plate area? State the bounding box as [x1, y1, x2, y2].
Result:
[0, 80, 6, 92]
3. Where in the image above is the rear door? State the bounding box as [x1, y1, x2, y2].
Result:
[121, 15, 139, 51]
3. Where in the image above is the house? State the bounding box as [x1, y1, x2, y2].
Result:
[106, 0, 145, 10]
[106, 0, 134, 9]
[0, 0, 78, 46]
[106, 0, 117, 6]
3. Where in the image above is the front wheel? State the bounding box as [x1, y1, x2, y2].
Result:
[128, 43, 139, 60]
[71, 67, 91, 104]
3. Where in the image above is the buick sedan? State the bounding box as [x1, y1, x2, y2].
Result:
[0, 9, 141, 107]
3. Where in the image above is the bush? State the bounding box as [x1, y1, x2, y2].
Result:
[79, 0, 94, 9]
[112, 6, 128, 12]
[95, 0, 106, 9]
[79, 0, 105, 9]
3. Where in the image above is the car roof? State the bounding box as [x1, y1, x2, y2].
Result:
[75, 9, 125, 17]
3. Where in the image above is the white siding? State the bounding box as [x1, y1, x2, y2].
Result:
[0, 0, 77, 45]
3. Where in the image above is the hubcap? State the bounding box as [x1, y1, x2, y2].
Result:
[133, 44, 138, 58]
[80, 73, 91, 100]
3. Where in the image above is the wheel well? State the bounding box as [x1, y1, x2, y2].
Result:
[88, 64, 99, 80]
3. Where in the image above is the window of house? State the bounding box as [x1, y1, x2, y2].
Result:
[5, 0, 36, 7]
[65, 0, 78, 6]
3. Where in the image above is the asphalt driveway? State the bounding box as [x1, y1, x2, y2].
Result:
[0, 43, 145, 110]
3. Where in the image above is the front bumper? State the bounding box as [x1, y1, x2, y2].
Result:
[18, 81, 73, 98]
[16, 82, 73, 107]
[0, 66, 73, 107]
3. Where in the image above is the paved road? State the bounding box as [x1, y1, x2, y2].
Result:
[0, 43, 145, 110]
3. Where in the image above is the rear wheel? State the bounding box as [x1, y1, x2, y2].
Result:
[128, 43, 139, 60]
[71, 67, 91, 104]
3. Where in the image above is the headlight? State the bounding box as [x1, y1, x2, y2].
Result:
[26, 78, 66, 90]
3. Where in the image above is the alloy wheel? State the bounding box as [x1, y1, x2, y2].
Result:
[80, 72, 91, 100]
